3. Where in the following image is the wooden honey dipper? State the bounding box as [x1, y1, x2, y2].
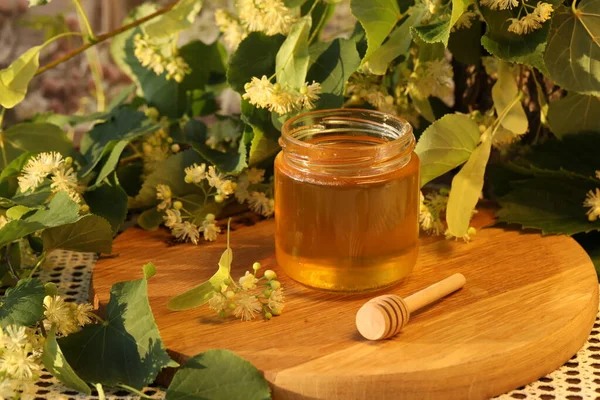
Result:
[355, 273, 466, 340]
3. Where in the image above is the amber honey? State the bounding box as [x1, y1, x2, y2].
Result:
[275, 109, 420, 292]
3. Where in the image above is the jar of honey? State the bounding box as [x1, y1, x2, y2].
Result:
[274, 109, 420, 292]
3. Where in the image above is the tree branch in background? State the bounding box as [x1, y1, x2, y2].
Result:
[35, 0, 179, 76]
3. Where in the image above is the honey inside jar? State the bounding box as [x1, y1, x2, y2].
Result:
[275, 109, 420, 293]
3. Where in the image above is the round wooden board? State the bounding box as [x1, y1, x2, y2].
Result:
[92, 210, 599, 400]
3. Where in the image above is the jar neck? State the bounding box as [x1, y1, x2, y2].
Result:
[280, 109, 415, 178]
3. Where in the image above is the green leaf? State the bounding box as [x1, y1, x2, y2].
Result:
[0, 278, 45, 328]
[446, 133, 492, 237]
[179, 41, 227, 94]
[59, 264, 171, 390]
[513, 132, 600, 178]
[137, 208, 164, 231]
[0, 192, 80, 248]
[548, 93, 600, 138]
[42, 215, 113, 254]
[415, 113, 481, 186]
[492, 61, 528, 135]
[0, 45, 42, 108]
[413, 0, 474, 45]
[545, 2, 600, 95]
[116, 163, 144, 197]
[0, 123, 76, 168]
[80, 106, 148, 162]
[351, 0, 401, 62]
[132, 150, 204, 209]
[497, 176, 599, 235]
[165, 350, 271, 400]
[307, 39, 360, 108]
[90, 140, 131, 188]
[84, 179, 128, 233]
[480, 1, 559, 73]
[167, 240, 233, 311]
[0, 152, 33, 183]
[187, 119, 250, 174]
[143, 0, 202, 38]
[228, 33, 286, 93]
[276, 16, 312, 89]
[365, 7, 426, 75]
[43, 330, 91, 395]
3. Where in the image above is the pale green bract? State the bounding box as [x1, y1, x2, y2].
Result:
[492, 61, 528, 135]
[143, 0, 203, 38]
[0, 46, 44, 108]
[446, 133, 493, 237]
[276, 16, 312, 89]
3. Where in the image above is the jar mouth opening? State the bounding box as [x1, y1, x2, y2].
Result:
[281, 108, 413, 151]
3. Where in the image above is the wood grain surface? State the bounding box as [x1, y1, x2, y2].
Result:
[92, 210, 599, 399]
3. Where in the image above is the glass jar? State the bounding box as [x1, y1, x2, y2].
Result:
[274, 109, 420, 293]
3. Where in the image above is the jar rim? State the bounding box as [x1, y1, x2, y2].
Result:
[281, 108, 414, 151]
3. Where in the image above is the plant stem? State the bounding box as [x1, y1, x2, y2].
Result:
[572, 0, 579, 14]
[73, 0, 96, 41]
[0, 108, 4, 131]
[95, 383, 106, 400]
[308, 3, 329, 44]
[118, 384, 154, 399]
[72, 0, 105, 111]
[28, 252, 48, 278]
[36, 0, 180, 76]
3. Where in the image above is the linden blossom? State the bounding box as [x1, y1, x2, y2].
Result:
[243, 75, 322, 115]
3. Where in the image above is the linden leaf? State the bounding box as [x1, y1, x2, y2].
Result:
[413, 0, 474, 45]
[366, 7, 426, 75]
[415, 113, 481, 187]
[351, 0, 401, 62]
[446, 133, 493, 237]
[42, 215, 113, 254]
[165, 350, 271, 400]
[545, 2, 600, 95]
[492, 61, 528, 135]
[84, 178, 128, 233]
[548, 93, 600, 137]
[497, 176, 600, 235]
[276, 16, 312, 89]
[0, 278, 45, 328]
[43, 330, 91, 395]
[0, 192, 80, 248]
[58, 264, 171, 390]
[228, 33, 286, 93]
[0, 45, 43, 108]
[0, 123, 77, 168]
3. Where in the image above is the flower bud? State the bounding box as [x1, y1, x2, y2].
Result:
[271, 306, 282, 316]
[64, 156, 73, 166]
[171, 144, 180, 153]
[264, 270, 277, 280]
[228, 303, 236, 310]
[205, 213, 216, 223]
[252, 262, 261, 272]
[80, 205, 90, 213]
[270, 280, 281, 290]
[184, 175, 193, 184]
[264, 312, 273, 320]
[215, 194, 225, 203]
[173, 201, 183, 210]
[225, 290, 235, 299]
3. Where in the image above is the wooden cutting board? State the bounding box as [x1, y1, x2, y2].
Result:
[91, 209, 599, 399]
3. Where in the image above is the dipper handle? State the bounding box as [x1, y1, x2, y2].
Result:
[404, 273, 466, 313]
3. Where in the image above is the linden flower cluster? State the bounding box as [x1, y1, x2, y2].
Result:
[243, 76, 322, 115]
[141, 128, 180, 176]
[0, 325, 44, 399]
[480, 0, 554, 34]
[43, 295, 96, 336]
[583, 172, 600, 221]
[208, 262, 284, 321]
[133, 34, 191, 82]
[408, 58, 454, 101]
[17, 152, 84, 204]
[215, 0, 295, 51]
[233, 168, 274, 217]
